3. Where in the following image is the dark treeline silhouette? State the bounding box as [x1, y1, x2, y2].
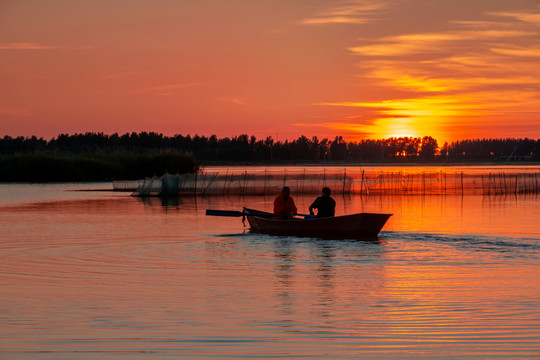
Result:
[441, 139, 539, 161]
[0, 152, 198, 182]
[2, 132, 539, 162]
[0, 132, 202, 182]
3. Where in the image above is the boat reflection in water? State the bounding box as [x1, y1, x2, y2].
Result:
[243, 207, 392, 239]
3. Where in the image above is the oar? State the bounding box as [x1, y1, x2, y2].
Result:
[206, 209, 311, 218]
[206, 209, 244, 217]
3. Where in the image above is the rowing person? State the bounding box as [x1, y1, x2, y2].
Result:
[309, 187, 336, 218]
[273, 186, 297, 219]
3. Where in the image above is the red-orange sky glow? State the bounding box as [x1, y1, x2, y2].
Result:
[1, 0, 539, 144]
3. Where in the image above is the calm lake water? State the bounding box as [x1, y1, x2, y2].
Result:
[1, 168, 540, 359]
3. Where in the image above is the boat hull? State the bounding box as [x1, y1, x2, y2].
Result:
[243, 208, 392, 239]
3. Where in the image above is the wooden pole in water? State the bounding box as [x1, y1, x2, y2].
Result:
[263, 169, 267, 195]
[223, 170, 228, 195]
[193, 171, 198, 196]
[360, 169, 364, 195]
[444, 171, 447, 195]
[342, 168, 346, 194]
[302, 168, 305, 194]
[461, 171, 464, 195]
[403, 172, 407, 194]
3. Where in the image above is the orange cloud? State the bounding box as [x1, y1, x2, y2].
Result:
[350, 30, 536, 56]
[490, 46, 540, 57]
[300, 16, 369, 25]
[488, 11, 540, 25]
[315, 85, 540, 142]
[300, 2, 387, 25]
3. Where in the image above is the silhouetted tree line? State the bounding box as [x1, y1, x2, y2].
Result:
[1, 132, 539, 163]
[0, 133, 202, 181]
[440, 139, 539, 161]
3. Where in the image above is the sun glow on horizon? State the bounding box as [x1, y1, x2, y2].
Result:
[1, 1, 540, 142]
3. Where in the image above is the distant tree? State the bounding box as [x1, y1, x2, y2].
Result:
[419, 136, 438, 160]
[330, 136, 347, 160]
[404, 137, 421, 157]
[318, 138, 330, 160]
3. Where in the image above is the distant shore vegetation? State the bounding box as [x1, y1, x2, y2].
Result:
[1, 132, 539, 182]
[0, 151, 198, 182]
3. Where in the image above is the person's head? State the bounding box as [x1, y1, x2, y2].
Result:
[281, 186, 291, 198]
[322, 187, 331, 197]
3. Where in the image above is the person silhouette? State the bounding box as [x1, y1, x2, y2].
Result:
[273, 186, 297, 218]
[309, 187, 335, 218]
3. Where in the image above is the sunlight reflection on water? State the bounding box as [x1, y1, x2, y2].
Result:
[0, 183, 539, 359]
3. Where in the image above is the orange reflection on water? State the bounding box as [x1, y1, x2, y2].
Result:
[326, 193, 539, 237]
[0, 186, 539, 359]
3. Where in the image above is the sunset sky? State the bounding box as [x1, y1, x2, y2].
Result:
[1, 0, 539, 144]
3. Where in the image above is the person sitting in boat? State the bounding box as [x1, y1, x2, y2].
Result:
[309, 187, 336, 218]
[273, 186, 297, 218]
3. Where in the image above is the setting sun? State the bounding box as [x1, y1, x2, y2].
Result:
[1, 1, 539, 144]
[1, 2, 540, 359]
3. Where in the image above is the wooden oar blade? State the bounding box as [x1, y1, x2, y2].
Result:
[206, 209, 244, 217]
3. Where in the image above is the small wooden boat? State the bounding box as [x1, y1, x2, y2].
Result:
[242, 208, 392, 239]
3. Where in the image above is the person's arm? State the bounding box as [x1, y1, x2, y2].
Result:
[309, 198, 318, 215]
[285, 196, 298, 216]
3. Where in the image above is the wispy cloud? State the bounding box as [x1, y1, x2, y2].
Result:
[488, 11, 540, 25]
[491, 46, 540, 57]
[0, 42, 53, 50]
[230, 98, 247, 105]
[301, 16, 369, 25]
[0, 42, 92, 50]
[300, 1, 387, 25]
[218, 96, 251, 106]
[349, 30, 537, 56]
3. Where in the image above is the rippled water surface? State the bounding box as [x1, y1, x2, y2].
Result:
[1, 183, 539, 359]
